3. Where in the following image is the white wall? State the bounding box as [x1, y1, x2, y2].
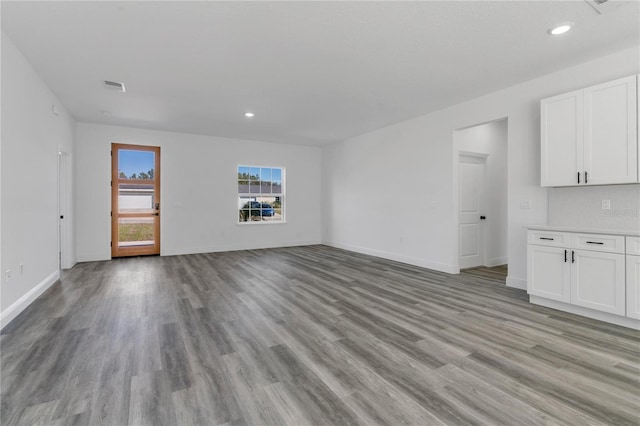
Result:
[454, 119, 508, 267]
[322, 46, 639, 289]
[75, 123, 322, 261]
[1, 33, 76, 323]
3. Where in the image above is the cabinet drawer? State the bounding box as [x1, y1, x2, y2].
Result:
[627, 237, 640, 256]
[528, 230, 570, 247]
[571, 233, 625, 254]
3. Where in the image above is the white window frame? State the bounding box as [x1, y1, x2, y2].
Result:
[237, 165, 286, 225]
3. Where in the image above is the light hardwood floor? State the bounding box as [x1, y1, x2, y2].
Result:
[1, 245, 639, 425]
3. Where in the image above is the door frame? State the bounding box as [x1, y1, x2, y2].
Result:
[111, 143, 161, 258]
[457, 152, 488, 269]
[58, 150, 73, 269]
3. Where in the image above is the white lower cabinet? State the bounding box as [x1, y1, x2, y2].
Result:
[571, 250, 625, 315]
[527, 245, 570, 303]
[627, 253, 640, 320]
[627, 237, 640, 319]
[527, 230, 633, 323]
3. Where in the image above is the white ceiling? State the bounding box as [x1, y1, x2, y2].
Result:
[2, 1, 639, 146]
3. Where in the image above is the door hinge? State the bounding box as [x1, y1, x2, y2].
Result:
[110, 211, 112, 217]
[110, 241, 112, 247]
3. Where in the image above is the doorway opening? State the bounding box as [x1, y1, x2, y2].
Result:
[453, 118, 508, 272]
[111, 143, 161, 257]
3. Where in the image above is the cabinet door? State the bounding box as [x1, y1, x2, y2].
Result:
[571, 250, 625, 315]
[527, 245, 570, 302]
[627, 255, 640, 320]
[541, 90, 583, 187]
[584, 75, 638, 185]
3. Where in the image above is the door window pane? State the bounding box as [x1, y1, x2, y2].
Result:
[118, 150, 155, 180]
[118, 183, 155, 213]
[118, 217, 155, 247]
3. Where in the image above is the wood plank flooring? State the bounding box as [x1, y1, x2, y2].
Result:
[1, 245, 639, 425]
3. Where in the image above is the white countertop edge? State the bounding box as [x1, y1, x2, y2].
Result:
[525, 225, 640, 237]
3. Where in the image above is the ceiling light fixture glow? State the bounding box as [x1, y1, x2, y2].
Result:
[549, 23, 573, 35]
[245, 112, 255, 118]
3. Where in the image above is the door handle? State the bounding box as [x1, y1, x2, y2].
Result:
[564, 249, 567, 263]
[480, 216, 486, 220]
[571, 250, 575, 263]
[577, 172, 581, 184]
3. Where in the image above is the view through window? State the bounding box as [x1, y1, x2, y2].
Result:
[238, 166, 284, 223]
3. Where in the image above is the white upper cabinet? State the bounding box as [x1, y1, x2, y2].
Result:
[584, 76, 638, 185]
[541, 75, 638, 187]
[541, 90, 583, 187]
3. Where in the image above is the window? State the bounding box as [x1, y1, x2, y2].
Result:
[238, 166, 284, 223]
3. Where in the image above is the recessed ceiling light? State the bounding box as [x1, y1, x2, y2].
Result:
[549, 23, 573, 36]
[245, 112, 255, 118]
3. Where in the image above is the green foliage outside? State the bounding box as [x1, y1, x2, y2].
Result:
[119, 223, 154, 242]
[119, 169, 155, 180]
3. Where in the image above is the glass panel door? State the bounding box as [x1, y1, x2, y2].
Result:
[111, 143, 160, 257]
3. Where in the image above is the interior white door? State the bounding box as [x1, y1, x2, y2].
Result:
[459, 155, 486, 269]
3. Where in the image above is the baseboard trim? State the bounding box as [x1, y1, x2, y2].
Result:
[324, 241, 459, 274]
[486, 257, 508, 267]
[161, 240, 322, 257]
[530, 295, 640, 330]
[1, 270, 60, 330]
[506, 276, 526, 290]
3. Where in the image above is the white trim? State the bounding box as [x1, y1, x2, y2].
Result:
[77, 253, 110, 263]
[324, 241, 460, 274]
[530, 295, 640, 330]
[486, 256, 508, 267]
[1, 270, 60, 330]
[506, 275, 527, 290]
[161, 240, 321, 257]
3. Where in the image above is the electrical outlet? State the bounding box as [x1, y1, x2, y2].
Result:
[5, 270, 11, 280]
[602, 200, 611, 210]
[520, 200, 532, 209]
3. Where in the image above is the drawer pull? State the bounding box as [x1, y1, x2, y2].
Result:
[572, 250, 575, 263]
[586, 241, 604, 245]
[564, 249, 567, 263]
[539, 237, 554, 241]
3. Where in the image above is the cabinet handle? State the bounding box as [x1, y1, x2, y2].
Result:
[577, 172, 581, 184]
[586, 241, 604, 245]
[539, 237, 554, 241]
[585, 171, 588, 184]
[571, 250, 575, 263]
[564, 249, 568, 263]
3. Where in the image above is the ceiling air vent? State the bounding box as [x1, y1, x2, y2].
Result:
[584, 0, 613, 14]
[104, 80, 126, 93]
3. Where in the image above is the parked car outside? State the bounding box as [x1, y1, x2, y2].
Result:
[239, 201, 275, 221]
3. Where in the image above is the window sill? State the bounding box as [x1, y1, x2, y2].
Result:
[236, 221, 287, 226]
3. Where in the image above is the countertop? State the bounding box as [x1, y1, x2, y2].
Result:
[526, 224, 640, 237]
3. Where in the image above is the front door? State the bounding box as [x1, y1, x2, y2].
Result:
[111, 143, 160, 257]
